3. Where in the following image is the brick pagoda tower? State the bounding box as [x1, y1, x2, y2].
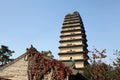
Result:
[58, 11, 88, 74]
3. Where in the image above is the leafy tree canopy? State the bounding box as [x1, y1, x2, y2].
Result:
[0, 45, 14, 66]
[84, 49, 120, 80]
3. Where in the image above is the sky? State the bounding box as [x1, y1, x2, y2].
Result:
[0, 0, 120, 63]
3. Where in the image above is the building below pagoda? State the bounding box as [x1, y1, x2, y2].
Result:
[0, 46, 87, 80]
[58, 11, 89, 74]
[0, 11, 89, 80]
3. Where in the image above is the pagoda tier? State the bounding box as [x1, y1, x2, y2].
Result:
[58, 11, 88, 74]
[58, 51, 85, 55]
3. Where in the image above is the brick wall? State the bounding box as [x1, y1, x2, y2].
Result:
[0, 54, 28, 80]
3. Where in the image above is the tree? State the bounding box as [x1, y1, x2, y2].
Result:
[42, 50, 54, 58]
[0, 45, 14, 66]
[84, 49, 118, 80]
[113, 50, 120, 79]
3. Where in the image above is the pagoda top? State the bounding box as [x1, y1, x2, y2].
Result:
[65, 11, 80, 17]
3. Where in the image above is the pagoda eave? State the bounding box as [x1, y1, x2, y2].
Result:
[60, 33, 87, 38]
[62, 26, 82, 29]
[58, 52, 84, 55]
[59, 38, 87, 43]
[63, 21, 80, 25]
[59, 44, 85, 48]
[60, 59, 85, 62]
[61, 29, 82, 33]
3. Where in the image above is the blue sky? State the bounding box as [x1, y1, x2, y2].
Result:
[0, 0, 120, 63]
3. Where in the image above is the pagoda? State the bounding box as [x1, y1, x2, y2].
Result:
[58, 11, 88, 73]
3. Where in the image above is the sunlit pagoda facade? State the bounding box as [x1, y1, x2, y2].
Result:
[58, 11, 88, 73]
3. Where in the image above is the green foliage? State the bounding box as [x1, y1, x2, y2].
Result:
[0, 45, 14, 66]
[42, 50, 54, 58]
[113, 50, 120, 67]
[113, 50, 120, 79]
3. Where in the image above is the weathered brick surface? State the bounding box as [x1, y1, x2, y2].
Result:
[0, 54, 28, 80]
